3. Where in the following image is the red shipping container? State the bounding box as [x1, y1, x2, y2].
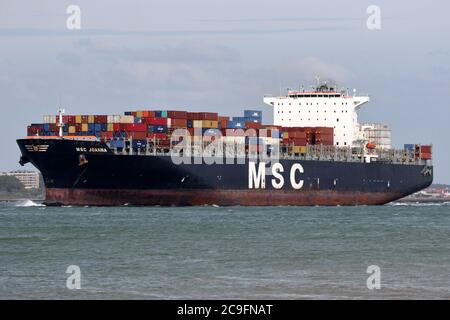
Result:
[81, 115, 89, 123]
[101, 132, 113, 139]
[128, 131, 147, 139]
[289, 138, 307, 146]
[294, 132, 308, 139]
[420, 145, 432, 154]
[170, 118, 188, 128]
[315, 134, 333, 140]
[27, 125, 42, 135]
[60, 115, 74, 124]
[283, 127, 301, 132]
[167, 111, 187, 119]
[315, 127, 334, 135]
[147, 133, 168, 140]
[420, 153, 432, 160]
[264, 125, 283, 130]
[187, 112, 200, 120]
[94, 115, 107, 123]
[75, 123, 82, 132]
[245, 122, 262, 129]
[123, 123, 147, 132]
[113, 123, 121, 131]
[198, 112, 218, 121]
[218, 116, 229, 129]
[139, 110, 157, 118]
[145, 117, 168, 125]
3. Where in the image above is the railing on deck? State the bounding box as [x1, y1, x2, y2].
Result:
[102, 138, 429, 165]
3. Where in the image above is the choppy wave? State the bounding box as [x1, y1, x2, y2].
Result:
[14, 199, 45, 207]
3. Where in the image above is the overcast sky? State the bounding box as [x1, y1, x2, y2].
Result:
[1, 0, 449, 182]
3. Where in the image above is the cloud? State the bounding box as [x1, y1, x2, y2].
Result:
[73, 39, 241, 64]
[278, 56, 356, 88]
[0, 26, 352, 38]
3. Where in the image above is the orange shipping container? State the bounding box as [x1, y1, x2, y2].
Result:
[170, 118, 188, 128]
[420, 153, 432, 160]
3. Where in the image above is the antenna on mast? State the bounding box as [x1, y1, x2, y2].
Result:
[315, 75, 321, 86]
[57, 106, 65, 138]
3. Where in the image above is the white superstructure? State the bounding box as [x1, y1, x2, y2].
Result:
[358, 123, 392, 149]
[263, 83, 370, 147]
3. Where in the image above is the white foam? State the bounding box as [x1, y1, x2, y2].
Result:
[390, 201, 449, 207]
[15, 199, 45, 207]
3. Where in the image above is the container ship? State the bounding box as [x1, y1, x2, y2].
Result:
[17, 83, 433, 206]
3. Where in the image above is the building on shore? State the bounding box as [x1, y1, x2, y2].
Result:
[0, 171, 40, 189]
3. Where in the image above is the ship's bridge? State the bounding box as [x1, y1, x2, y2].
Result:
[263, 84, 370, 147]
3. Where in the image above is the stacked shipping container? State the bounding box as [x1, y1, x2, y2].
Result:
[28, 109, 336, 153]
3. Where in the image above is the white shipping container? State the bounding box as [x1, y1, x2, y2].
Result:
[119, 115, 134, 123]
[43, 115, 57, 123]
[107, 115, 122, 123]
[193, 120, 203, 128]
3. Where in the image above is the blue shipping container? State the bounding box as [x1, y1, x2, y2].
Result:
[244, 110, 262, 118]
[404, 144, 415, 151]
[132, 139, 147, 148]
[113, 131, 127, 138]
[202, 128, 220, 136]
[245, 117, 261, 123]
[148, 125, 168, 133]
[227, 121, 245, 129]
[111, 139, 125, 148]
[94, 124, 102, 132]
[155, 111, 168, 118]
[271, 130, 280, 138]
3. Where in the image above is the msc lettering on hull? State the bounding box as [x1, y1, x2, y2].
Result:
[248, 161, 304, 189]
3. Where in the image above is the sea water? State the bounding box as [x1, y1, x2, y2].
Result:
[0, 201, 449, 299]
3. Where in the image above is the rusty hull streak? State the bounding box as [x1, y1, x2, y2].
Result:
[45, 188, 404, 206]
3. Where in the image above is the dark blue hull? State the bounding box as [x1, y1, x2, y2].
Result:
[17, 138, 433, 206]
